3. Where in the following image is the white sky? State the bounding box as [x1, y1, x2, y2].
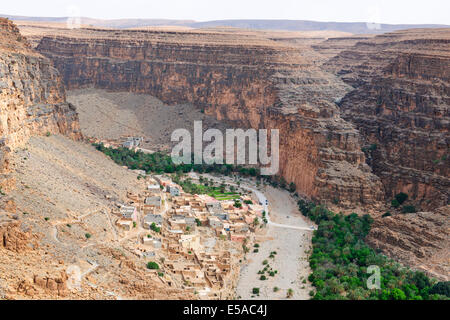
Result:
[1, 0, 449, 25]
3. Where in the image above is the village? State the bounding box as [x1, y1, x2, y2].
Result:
[108, 148, 267, 299]
[85, 135, 314, 299]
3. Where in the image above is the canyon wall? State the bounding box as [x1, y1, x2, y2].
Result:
[324, 29, 450, 209]
[35, 28, 384, 208]
[0, 18, 81, 174]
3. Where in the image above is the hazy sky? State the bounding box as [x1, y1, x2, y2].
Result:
[1, 0, 449, 24]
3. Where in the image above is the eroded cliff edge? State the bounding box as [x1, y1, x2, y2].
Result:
[323, 28, 449, 210]
[35, 28, 384, 209]
[0, 18, 81, 178]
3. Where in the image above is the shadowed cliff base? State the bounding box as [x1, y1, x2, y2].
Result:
[67, 88, 230, 151]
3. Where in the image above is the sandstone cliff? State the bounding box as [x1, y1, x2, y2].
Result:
[324, 28, 450, 210]
[0, 18, 81, 175]
[35, 28, 383, 208]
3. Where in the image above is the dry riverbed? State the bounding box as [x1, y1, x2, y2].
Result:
[236, 186, 314, 300]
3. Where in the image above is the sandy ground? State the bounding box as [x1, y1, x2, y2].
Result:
[235, 185, 313, 300]
[67, 88, 230, 150]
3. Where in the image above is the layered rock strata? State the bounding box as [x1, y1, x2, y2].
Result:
[36, 28, 384, 208]
[0, 18, 81, 174]
[324, 29, 450, 209]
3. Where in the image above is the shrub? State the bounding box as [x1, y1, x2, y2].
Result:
[254, 243, 260, 248]
[262, 260, 268, 265]
[382, 212, 391, 218]
[85, 233, 91, 239]
[402, 205, 417, 214]
[147, 261, 159, 270]
[289, 182, 296, 193]
[260, 275, 267, 280]
[244, 200, 253, 205]
[273, 287, 279, 292]
[44, 217, 49, 221]
[46, 131, 51, 137]
[391, 199, 400, 208]
[150, 222, 161, 233]
[395, 192, 408, 205]
[253, 249, 259, 253]
[269, 272, 275, 277]
[252, 288, 260, 295]
[429, 282, 450, 297]
[287, 288, 294, 298]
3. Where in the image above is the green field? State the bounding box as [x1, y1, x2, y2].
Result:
[209, 190, 241, 201]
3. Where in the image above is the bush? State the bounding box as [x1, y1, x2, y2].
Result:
[260, 275, 267, 280]
[391, 199, 400, 208]
[273, 287, 279, 292]
[382, 212, 392, 218]
[429, 282, 450, 297]
[150, 222, 161, 233]
[402, 205, 417, 214]
[395, 192, 408, 205]
[254, 243, 260, 248]
[287, 288, 294, 298]
[289, 182, 296, 193]
[85, 233, 91, 239]
[147, 262, 159, 270]
[252, 288, 260, 295]
[262, 260, 268, 265]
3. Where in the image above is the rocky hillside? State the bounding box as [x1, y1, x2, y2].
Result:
[324, 28, 449, 210]
[366, 206, 449, 281]
[0, 18, 81, 177]
[35, 27, 383, 209]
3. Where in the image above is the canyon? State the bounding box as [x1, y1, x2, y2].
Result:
[0, 16, 448, 298]
[29, 25, 449, 212]
[31, 26, 384, 209]
[26, 24, 449, 279]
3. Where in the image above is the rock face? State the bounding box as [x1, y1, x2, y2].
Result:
[0, 18, 81, 173]
[36, 28, 384, 208]
[367, 206, 449, 281]
[0, 218, 34, 252]
[324, 29, 450, 210]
